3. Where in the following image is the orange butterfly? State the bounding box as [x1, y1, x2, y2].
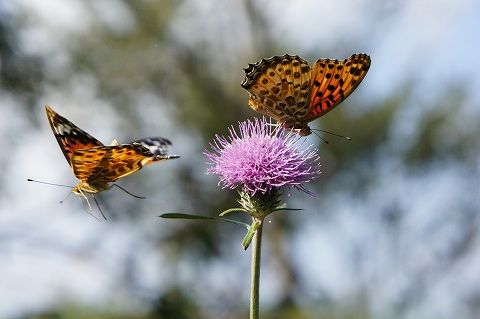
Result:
[45, 106, 179, 219]
[241, 54, 371, 136]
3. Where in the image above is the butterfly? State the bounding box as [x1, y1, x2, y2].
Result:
[241, 53, 371, 136]
[45, 105, 179, 219]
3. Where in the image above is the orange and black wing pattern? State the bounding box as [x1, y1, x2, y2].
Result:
[70, 143, 166, 183]
[46, 105, 104, 164]
[242, 54, 370, 135]
[307, 53, 371, 121]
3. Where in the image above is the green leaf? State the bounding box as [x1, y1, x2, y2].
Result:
[160, 213, 213, 220]
[159, 213, 250, 228]
[272, 203, 303, 213]
[241, 221, 261, 250]
[219, 207, 248, 216]
[273, 208, 304, 212]
[276, 203, 288, 209]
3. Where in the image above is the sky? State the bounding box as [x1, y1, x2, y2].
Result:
[1, 0, 479, 318]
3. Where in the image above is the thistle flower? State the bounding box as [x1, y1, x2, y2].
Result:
[205, 117, 321, 200]
[204, 118, 322, 305]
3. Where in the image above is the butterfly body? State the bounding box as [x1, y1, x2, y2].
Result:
[45, 106, 179, 217]
[242, 54, 371, 136]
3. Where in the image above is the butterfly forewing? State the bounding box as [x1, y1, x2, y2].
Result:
[308, 53, 371, 121]
[46, 106, 104, 164]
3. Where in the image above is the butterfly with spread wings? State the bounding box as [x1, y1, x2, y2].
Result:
[45, 106, 179, 219]
[241, 53, 371, 136]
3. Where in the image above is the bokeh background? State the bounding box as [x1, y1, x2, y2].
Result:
[1, 1, 479, 318]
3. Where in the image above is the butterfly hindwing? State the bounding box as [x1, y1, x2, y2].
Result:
[241, 55, 312, 125]
[45, 106, 104, 164]
[308, 53, 371, 121]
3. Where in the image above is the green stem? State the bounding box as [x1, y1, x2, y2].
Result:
[250, 217, 263, 319]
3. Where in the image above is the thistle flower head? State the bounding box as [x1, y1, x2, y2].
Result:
[205, 118, 321, 196]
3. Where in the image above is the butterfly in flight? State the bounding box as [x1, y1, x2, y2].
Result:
[241, 53, 371, 136]
[45, 105, 179, 219]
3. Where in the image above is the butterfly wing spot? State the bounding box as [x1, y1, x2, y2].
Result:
[286, 96, 296, 106]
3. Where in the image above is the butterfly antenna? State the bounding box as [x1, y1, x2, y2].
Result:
[28, 178, 78, 205]
[28, 179, 106, 221]
[27, 179, 73, 189]
[112, 184, 146, 199]
[78, 196, 102, 222]
[311, 129, 352, 141]
[59, 191, 72, 204]
[311, 130, 330, 144]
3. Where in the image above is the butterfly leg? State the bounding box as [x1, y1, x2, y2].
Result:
[76, 187, 107, 220]
[76, 195, 102, 222]
[78, 195, 88, 212]
[112, 184, 146, 199]
[75, 187, 91, 211]
[91, 193, 107, 220]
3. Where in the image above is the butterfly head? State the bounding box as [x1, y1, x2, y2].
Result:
[298, 126, 312, 136]
[282, 124, 311, 136]
[279, 118, 312, 137]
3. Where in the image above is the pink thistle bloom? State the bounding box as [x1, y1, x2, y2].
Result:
[205, 118, 321, 196]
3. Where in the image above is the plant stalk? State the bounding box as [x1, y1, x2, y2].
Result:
[250, 217, 263, 319]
